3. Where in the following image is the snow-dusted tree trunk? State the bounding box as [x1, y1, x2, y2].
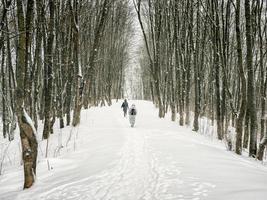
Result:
[15, 0, 38, 189]
[1, 36, 8, 138]
[71, 0, 83, 127]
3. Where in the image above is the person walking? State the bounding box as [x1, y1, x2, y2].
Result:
[121, 99, 129, 117]
[128, 104, 137, 127]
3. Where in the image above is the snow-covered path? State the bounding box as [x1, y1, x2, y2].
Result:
[1, 101, 267, 200]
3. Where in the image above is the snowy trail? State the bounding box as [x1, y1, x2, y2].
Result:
[34, 125, 214, 200]
[1, 100, 267, 200]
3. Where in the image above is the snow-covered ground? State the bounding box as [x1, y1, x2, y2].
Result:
[0, 100, 267, 200]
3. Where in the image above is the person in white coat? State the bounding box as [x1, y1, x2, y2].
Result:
[128, 104, 137, 127]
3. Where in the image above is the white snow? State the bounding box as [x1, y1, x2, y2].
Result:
[0, 100, 267, 200]
[23, 109, 37, 135]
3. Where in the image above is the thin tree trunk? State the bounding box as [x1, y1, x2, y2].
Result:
[235, 0, 247, 155]
[72, 0, 84, 127]
[43, 0, 55, 139]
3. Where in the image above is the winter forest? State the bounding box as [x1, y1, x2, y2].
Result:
[0, 0, 267, 199]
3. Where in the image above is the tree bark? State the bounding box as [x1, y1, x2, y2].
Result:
[43, 0, 55, 139]
[235, 0, 247, 155]
[245, 0, 257, 157]
[15, 0, 38, 189]
[71, 0, 84, 127]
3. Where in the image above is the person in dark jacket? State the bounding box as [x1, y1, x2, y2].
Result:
[121, 99, 129, 117]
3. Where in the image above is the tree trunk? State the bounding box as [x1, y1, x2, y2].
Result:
[71, 0, 84, 127]
[235, 0, 247, 155]
[15, 0, 38, 189]
[245, 0, 257, 157]
[192, 1, 200, 132]
[43, 0, 55, 139]
[1, 40, 8, 138]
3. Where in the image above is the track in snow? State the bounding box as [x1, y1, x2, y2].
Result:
[1, 100, 267, 200]
[34, 108, 216, 200]
[40, 129, 215, 200]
